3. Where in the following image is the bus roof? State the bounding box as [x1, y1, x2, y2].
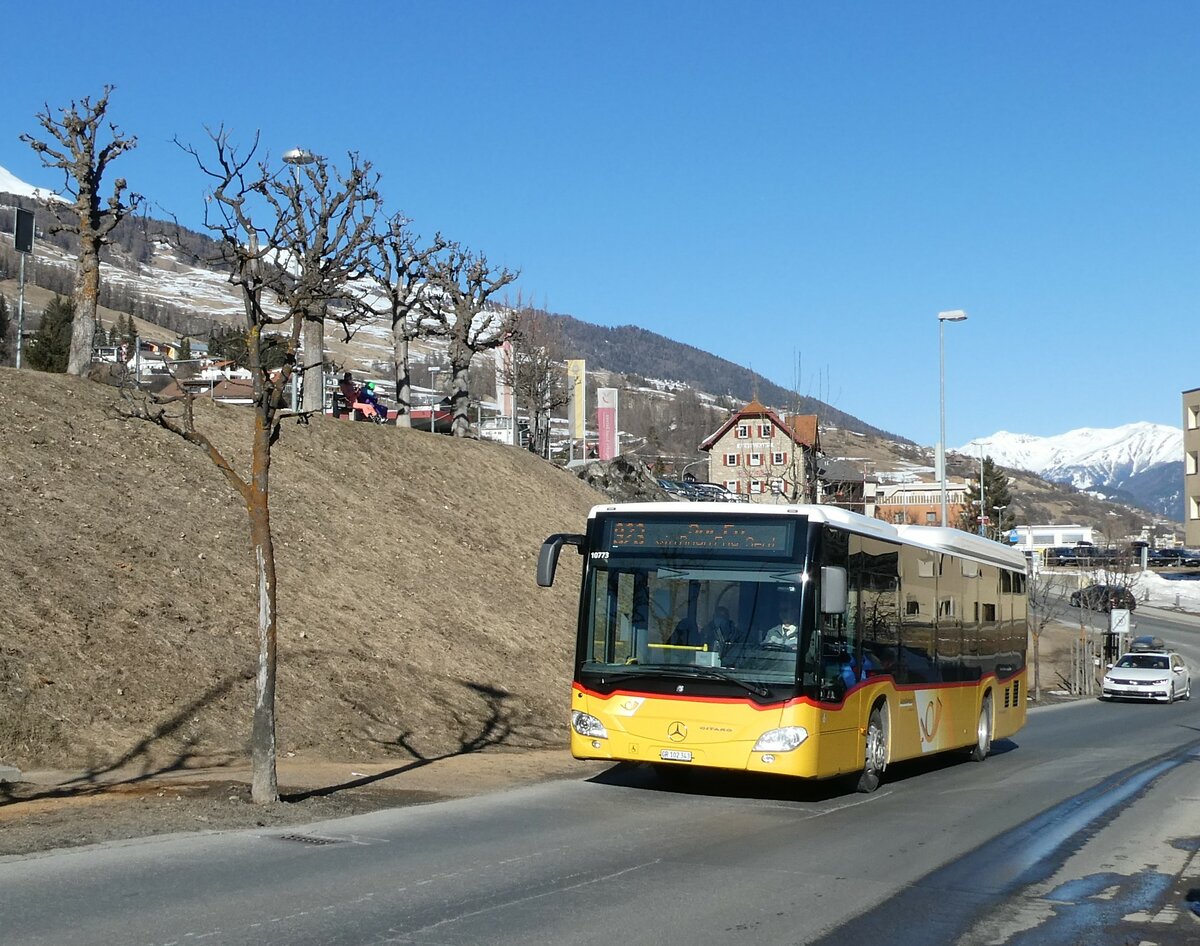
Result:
[587, 501, 1026, 572]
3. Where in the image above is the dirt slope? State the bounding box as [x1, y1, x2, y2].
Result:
[0, 368, 604, 772]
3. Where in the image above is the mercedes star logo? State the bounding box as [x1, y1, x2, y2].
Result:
[667, 722, 687, 742]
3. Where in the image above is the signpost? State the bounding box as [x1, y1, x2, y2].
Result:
[13, 209, 33, 369]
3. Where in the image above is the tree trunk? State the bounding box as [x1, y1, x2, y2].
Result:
[300, 313, 324, 415]
[248, 413, 279, 804]
[67, 240, 101, 376]
[1033, 630, 1041, 702]
[448, 340, 472, 438]
[391, 331, 412, 428]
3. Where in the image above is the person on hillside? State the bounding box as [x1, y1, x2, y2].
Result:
[359, 381, 387, 423]
[337, 371, 361, 420]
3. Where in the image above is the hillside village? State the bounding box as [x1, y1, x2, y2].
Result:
[1, 182, 1185, 552]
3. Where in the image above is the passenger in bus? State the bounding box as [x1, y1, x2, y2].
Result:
[673, 605, 738, 649]
[702, 606, 737, 648]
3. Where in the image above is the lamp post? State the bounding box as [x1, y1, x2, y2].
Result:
[282, 147, 316, 186]
[972, 440, 989, 537]
[938, 310, 968, 526]
[681, 457, 709, 483]
[282, 148, 318, 413]
[993, 504, 1008, 543]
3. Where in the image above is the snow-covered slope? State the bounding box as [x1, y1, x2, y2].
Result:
[956, 423, 1183, 520]
[0, 163, 59, 202]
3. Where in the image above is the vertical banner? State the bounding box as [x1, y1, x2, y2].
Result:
[494, 341, 514, 418]
[596, 387, 619, 461]
[566, 359, 586, 442]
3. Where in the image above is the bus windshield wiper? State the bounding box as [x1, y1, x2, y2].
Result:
[667, 666, 772, 698]
[594, 666, 770, 697]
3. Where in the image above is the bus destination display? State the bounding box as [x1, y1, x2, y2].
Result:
[605, 518, 794, 555]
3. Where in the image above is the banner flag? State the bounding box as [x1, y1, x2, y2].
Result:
[597, 387, 618, 460]
[494, 342, 514, 417]
[566, 359, 586, 440]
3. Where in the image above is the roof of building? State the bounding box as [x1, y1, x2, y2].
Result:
[699, 402, 821, 453]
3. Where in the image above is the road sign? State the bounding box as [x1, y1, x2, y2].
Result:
[14, 209, 34, 253]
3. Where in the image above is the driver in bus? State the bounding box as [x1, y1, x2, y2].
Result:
[763, 594, 802, 649]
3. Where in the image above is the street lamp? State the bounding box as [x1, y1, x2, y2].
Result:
[971, 439, 989, 537]
[993, 504, 1008, 542]
[282, 147, 317, 186]
[282, 148, 318, 412]
[938, 309, 968, 526]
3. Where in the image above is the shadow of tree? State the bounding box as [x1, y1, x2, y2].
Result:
[0, 674, 243, 808]
[284, 679, 557, 803]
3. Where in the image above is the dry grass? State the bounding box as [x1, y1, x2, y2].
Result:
[0, 368, 603, 772]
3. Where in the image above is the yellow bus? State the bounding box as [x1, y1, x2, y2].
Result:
[538, 502, 1028, 792]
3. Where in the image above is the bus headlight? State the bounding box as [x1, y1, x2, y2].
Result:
[753, 726, 809, 752]
[572, 711, 608, 739]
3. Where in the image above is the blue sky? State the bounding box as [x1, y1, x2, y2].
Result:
[3, 2, 1198, 447]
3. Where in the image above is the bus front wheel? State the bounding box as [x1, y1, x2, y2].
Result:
[856, 706, 887, 793]
[968, 694, 993, 762]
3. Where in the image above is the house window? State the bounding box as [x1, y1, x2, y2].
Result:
[769, 478, 784, 494]
[750, 479, 764, 494]
[736, 424, 750, 438]
[748, 453, 762, 466]
[894, 511, 907, 525]
[761, 423, 773, 437]
[1188, 450, 1199, 476]
[725, 480, 739, 492]
[1189, 405, 1200, 430]
[925, 512, 937, 525]
[724, 453, 738, 466]
[772, 451, 786, 465]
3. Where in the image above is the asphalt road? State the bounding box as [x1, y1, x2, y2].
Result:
[3, 611, 1198, 946]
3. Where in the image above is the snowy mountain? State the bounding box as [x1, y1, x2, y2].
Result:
[955, 423, 1184, 521]
[0, 164, 60, 202]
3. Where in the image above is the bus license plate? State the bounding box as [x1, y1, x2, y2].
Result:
[659, 749, 692, 762]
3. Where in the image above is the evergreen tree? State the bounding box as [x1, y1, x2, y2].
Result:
[209, 325, 288, 370]
[123, 313, 137, 350]
[26, 296, 75, 372]
[176, 336, 196, 379]
[956, 455, 1014, 539]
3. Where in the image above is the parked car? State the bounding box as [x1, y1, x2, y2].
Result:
[1101, 651, 1190, 703]
[1147, 549, 1181, 567]
[1128, 634, 1167, 653]
[657, 478, 704, 501]
[690, 482, 737, 502]
[1069, 583, 1137, 612]
[1045, 547, 1078, 566]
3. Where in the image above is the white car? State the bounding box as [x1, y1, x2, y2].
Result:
[1101, 651, 1191, 703]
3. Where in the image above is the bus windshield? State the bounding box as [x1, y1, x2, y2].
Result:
[581, 514, 816, 690]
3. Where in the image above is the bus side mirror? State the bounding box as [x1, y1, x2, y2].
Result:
[821, 566, 848, 614]
[537, 533, 585, 587]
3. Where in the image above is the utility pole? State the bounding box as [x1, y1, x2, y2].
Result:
[13, 209, 34, 368]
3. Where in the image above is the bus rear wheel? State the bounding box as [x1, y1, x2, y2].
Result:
[968, 695, 993, 762]
[856, 706, 887, 793]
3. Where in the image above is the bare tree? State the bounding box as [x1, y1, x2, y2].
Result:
[361, 215, 448, 426]
[124, 129, 369, 803]
[426, 246, 518, 437]
[1026, 570, 1071, 702]
[503, 305, 568, 456]
[21, 85, 142, 375]
[261, 152, 381, 414]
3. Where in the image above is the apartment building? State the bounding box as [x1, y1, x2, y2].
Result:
[1185, 386, 1200, 546]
